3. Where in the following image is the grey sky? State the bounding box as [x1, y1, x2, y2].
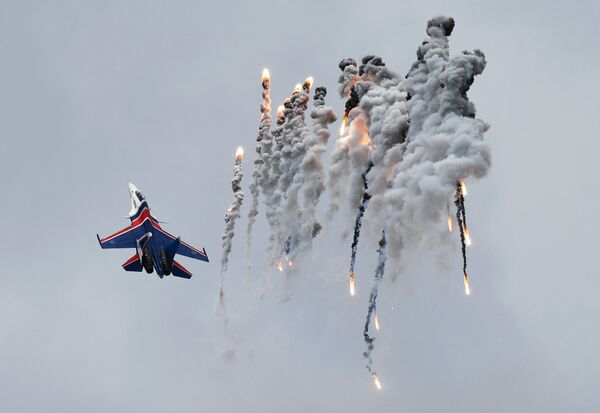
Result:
[0, 0, 598, 411]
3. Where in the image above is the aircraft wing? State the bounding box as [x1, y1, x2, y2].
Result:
[177, 240, 209, 262]
[97, 224, 146, 249]
[151, 225, 209, 262]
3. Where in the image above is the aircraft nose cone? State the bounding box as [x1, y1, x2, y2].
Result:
[129, 182, 138, 192]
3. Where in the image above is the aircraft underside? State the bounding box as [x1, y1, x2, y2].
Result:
[97, 184, 208, 280]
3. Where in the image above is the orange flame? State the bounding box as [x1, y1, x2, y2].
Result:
[374, 312, 380, 331]
[277, 105, 285, 117]
[262, 68, 270, 82]
[353, 117, 372, 146]
[373, 374, 382, 390]
[339, 115, 348, 136]
[293, 83, 302, 94]
[463, 272, 471, 295]
[304, 76, 314, 89]
[235, 147, 244, 160]
[464, 227, 472, 246]
[349, 272, 356, 296]
[447, 215, 453, 232]
[460, 180, 468, 196]
[276, 262, 283, 272]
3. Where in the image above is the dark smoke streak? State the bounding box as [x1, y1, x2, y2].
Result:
[344, 85, 360, 120]
[454, 183, 468, 283]
[363, 232, 387, 374]
[349, 161, 374, 283]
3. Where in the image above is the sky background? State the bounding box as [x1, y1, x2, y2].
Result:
[0, 0, 598, 411]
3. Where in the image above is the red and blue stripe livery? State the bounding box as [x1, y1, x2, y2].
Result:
[97, 183, 209, 279]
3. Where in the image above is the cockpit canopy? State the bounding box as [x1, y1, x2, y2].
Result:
[135, 190, 145, 202]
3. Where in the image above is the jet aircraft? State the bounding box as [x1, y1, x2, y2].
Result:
[97, 183, 208, 279]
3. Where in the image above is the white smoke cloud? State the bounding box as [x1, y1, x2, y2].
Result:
[383, 18, 490, 268]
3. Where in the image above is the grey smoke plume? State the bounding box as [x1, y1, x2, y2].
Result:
[346, 56, 409, 289]
[359, 78, 409, 240]
[338, 58, 359, 100]
[286, 86, 336, 260]
[216, 14, 490, 389]
[273, 79, 313, 259]
[326, 98, 371, 221]
[282, 79, 312, 229]
[289, 85, 336, 258]
[357, 17, 489, 384]
[383, 17, 490, 269]
[263, 98, 292, 259]
[328, 55, 402, 224]
[326, 59, 359, 220]
[220, 149, 244, 311]
[246, 70, 272, 269]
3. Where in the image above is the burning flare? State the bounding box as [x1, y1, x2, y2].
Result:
[235, 147, 244, 160]
[293, 83, 302, 94]
[374, 312, 380, 331]
[372, 374, 382, 390]
[339, 115, 348, 136]
[447, 214, 453, 232]
[262, 68, 270, 82]
[276, 262, 283, 272]
[277, 105, 285, 117]
[464, 227, 472, 246]
[349, 272, 356, 296]
[460, 180, 468, 196]
[304, 76, 314, 89]
[463, 272, 471, 295]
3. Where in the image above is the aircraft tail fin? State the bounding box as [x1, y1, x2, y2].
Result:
[122, 254, 143, 272]
[171, 260, 192, 279]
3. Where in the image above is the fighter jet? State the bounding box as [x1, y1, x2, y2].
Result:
[97, 183, 209, 279]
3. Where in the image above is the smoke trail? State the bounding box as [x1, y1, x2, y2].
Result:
[266, 95, 294, 259]
[326, 105, 371, 223]
[359, 17, 486, 383]
[283, 78, 313, 226]
[275, 78, 313, 258]
[454, 183, 471, 294]
[348, 161, 374, 295]
[346, 56, 409, 292]
[361, 19, 455, 242]
[220, 148, 244, 313]
[338, 58, 359, 102]
[329, 55, 400, 224]
[288, 86, 336, 258]
[359, 80, 409, 240]
[246, 69, 272, 263]
[384, 17, 490, 265]
[363, 232, 387, 378]
[263, 105, 286, 259]
[326, 59, 359, 220]
[269, 90, 298, 258]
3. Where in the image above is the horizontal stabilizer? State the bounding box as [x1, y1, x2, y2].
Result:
[171, 260, 192, 279]
[166, 237, 181, 262]
[122, 254, 143, 272]
[177, 242, 209, 262]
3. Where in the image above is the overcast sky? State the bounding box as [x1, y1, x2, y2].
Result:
[0, 1, 598, 412]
